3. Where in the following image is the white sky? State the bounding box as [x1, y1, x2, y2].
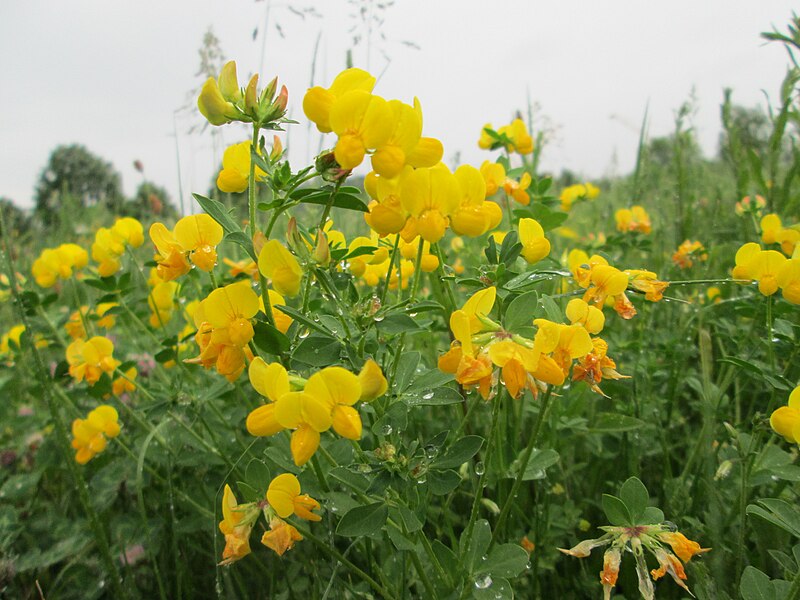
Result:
[1, 0, 796, 210]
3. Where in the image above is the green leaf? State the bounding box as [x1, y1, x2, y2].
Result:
[590, 413, 647, 433]
[461, 519, 492, 574]
[427, 470, 461, 495]
[472, 577, 512, 599]
[235, 481, 261, 504]
[539, 294, 562, 322]
[602, 494, 632, 526]
[739, 566, 776, 600]
[520, 449, 560, 481]
[477, 543, 529, 578]
[619, 477, 650, 523]
[336, 502, 388, 537]
[747, 499, 800, 537]
[504, 290, 539, 331]
[498, 231, 522, 266]
[394, 351, 420, 392]
[376, 313, 423, 335]
[405, 386, 463, 406]
[252, 321, 290, 355]
[434, 436, 484, 469]
[292, 335, 341, 367]
[407, 369, 455, 392]
[245, 459, 271, 493]
[224, 231, 257, 261]
[193, 193, 241, 233]
[391, 505, 423, 533]
[641, 506, 665, 524]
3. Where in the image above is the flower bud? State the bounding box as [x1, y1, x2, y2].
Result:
[245, 74, 259, 114]
[315, 151, 351, 183]
[218, 61, 241, 102]
[312, 229, 331, 267]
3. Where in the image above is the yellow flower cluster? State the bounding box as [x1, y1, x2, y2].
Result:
[188, 281, 259, 381]
[304, 68, 442, 175]
[245, 358, 387, 465]
[672, 240, 707, 269]
[615, 205, 651, 234]
[568, 250, 668, 320]
[31, 243, 88, 288]
[733, 243, 799, 302]
[198, 61, 288, 128]
[216, 141, 269, 194]
[219, 472, 322, 564]
[481, 161, 533, 206]
[438, 287, 623, 400]
[760, 213, 799, 257]
[71, 405, 121, 464]
[65, 302, 117, 340]
[91, 217, 144, 277]
[149, 214, 224, 280]
[66, 336, 121, 386]
[559, 183, 600, 212]
[478, 118, 534, 155]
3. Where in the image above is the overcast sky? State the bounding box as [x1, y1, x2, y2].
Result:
[1, 0, 796, 210]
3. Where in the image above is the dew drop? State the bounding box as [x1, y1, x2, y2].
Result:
[409, 312, 418, 317]
[424, 445, 438, 459]
[299, 328, 310, 339]
[474, 461, 485, 476]
[422, 389, 434, 400]
[474, 574, 492, 589]
[373, 315, 385, 322]
[416, 476, 427, 484]
[381, 425, 393, 435]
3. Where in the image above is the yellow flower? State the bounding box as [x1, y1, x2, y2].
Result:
[365, 168, 411, 235]
[112, 367, 137, 397]
[218, 484, 255, 565]
[330, 91, 394, 170]
[761, 213, 783, 244]
[777, 258, 800, 304]
[770, 386, 800, 443]
[615, 206, 651, 234]
[303, 68, 376, 133]
[247, 358, 290, 437]
[261, 518, 303, 556]
[149, 214, 221, 274]
[32, 243, 88, 288]
[480, 161, 506, 197]
[91, 218, 144, 277]
[260, 289, 293, 334]
[359, 359, 388, 401]
[625, 269, 669, 302]
[518, 218, 551, 264]
[400, 163, 461, 243]
[672, 240, 707, 269]
[198, 61, 240, 126]
[216, 141, 267, 193]
[450, 165, 502, 237]
[71, 405, 120, 464]
[502, 172, 532, 206]
[66, 336, 121, 385]
[148, 281, 179, 327]
[201, 281, 259, 348]
[173, 214, 224, 272]
[258, 240, 303, 297]
[0, 325, 26, 355]
[266, 473, 322, 521]
[371, 99, 422, 178]
[655, 532, 711, 563]
[565, 298, 604, 334]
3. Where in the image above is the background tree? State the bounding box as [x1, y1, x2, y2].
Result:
[34, 144, 123, 226]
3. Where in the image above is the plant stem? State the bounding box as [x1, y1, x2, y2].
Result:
[490, 385, 554, 550]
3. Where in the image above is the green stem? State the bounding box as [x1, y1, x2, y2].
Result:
[460, 392, 503, 561]
[292, 523, 398, 600]
[379, 235, 401, 308]
[489, 385, 554, 550]
[248, 124, 261, 240]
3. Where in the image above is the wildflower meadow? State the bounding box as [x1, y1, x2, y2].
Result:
[4, 10, 800, 600]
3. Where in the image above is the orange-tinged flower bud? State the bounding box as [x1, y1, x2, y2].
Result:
[245, 73, 259, 113]
[261, 518, 303, 556]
